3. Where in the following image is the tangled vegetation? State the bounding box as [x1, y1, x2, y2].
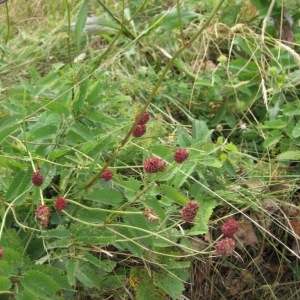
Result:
[0, 0, 300, 299]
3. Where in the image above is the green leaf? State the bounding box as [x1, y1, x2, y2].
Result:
[122, 177, 141, 200]
[40, 226, 71, 239]
[0, 117, 20, 142]
[84, 253, 116, 272]
[191, 119, 213, 143]
[66, 123, 94, 144]
[154, 270, 184, 299]
[131, 268, 166, 300]
[149, 8, 200, 31]
[75, 0, 88, 51]
[176, 126, 191, 147]
[169, 161, 197, 189]
[66, 259, 79, 287]
[75, 262, 99, 288]
[160, 184, 189, 205]
[73, 76, 89, 114]
[5, 169, 31, 202]
[0, 275, 12, 291]
[86, 189, 123, 205]
[292, 125, 300, 138]
[21, 270, 60, 299]
[260, 119, 287, 129]
[277, 151, 300, 161]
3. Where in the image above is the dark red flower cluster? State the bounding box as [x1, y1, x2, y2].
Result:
[132, 112, 150, 138]
[31, 172, 44, 186]
[221, 219, 239, 236]
[35, 205, 51, 227]
[215, 237, 236, 256]
[180, 200, 199, 223]
[132, 124, 147, 138]
[101, 169, 113, 181]
[54, 197, 67, 211]
[174, 149, 189, 163]
[143, 157, 166, 173]
[135, 112, 150, 125]
[0, 248, 3, 260]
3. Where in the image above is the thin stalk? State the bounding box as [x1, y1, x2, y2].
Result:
[85, 0, 228, 190]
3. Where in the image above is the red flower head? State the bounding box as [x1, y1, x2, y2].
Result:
[143, 157, 166, 173]
[54, 197, 67, 211]
[132, 124, 147, 138]
[215, 237, 236, 256]
[221, 219, 239, 236]
[180, 200, 199, 223]
[101, 169, 113, 181]
[31, 172, 44, 186]
[174, 149, 189, 163]
[135, 112, 150, 125]
[35, 205, 51, 227]
[0, 248, 3, 260]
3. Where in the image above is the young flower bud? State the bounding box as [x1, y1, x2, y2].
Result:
[0, 247, 3, 260]
[31, 172, 44, 186]
[143, 157, 166, 173]
[132, 124, 147, 138]
[180, 200, 199, 223]
[174, 149, 189, 163]
[35, 205, 51, 227]
[215, 237, 236, 256]
[221, 219, 239, 236]
[54, 197, 67, 211]
[101, 169, 113, 181]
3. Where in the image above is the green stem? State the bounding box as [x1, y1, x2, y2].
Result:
[85, 0, 228, 190]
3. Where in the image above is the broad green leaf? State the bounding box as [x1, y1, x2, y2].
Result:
[5, 169, 31, 202]
[154, 270, 184, 299]
[176, 126, 191, 147]
[75, 262, 99, 288]
[21, 270, 60, 299]
[0, 275, 12, 291]
[292, 125, 300, 138]
[66, 259, 79, 287]
[26, 124, 58, 142]
[260, 119, 287, 129]
[86, 189, 123, 205]
[75, 0, 88, 51]
[169, 161, 197, 189]
[160, 184, 189, 205]
[40, 226, 71, 239]
[15, 289, 39, 300]
[149, 8, 200, 31]
[66, 123, 94, 144]
[131, 268, 166, 300]
[191, 119, 213, 143]
[84, 253, 116, 272]
[277, 151, 300, 161]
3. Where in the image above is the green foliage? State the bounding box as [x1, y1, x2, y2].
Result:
[1, 0, 300, 299]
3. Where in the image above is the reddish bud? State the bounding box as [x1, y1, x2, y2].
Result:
[31, 172, 44, 186]
[132, 124, 147, 138]
[215, 237, 236, 256]
[135, 112, 150, 125]
[221, 219, 239, 236]
[180, 200, 199, 223]
[174, 149, 189, 163]
[35, 205, 51, 227]
[101, 169, 113, 181]
[143, 157, 166, 173]
[54, 197, 67, 211]
[0, 248, 3, 259]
